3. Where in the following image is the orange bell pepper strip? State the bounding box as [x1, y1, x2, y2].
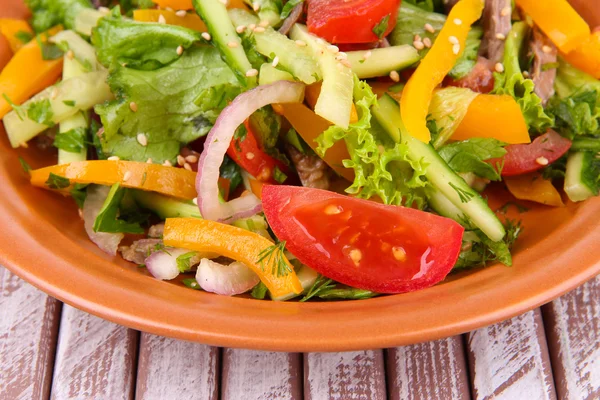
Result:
[505, 172, 564, 207]
[163, 218, 304, 298]
[279, 103, 355, 182]
[401, 0, 484, 143]
[0, 33, 12, 70]
[452, 94, 531, 144]
[133, 9, 207, 31]
[563, 31, 600, 79]
[30, 161, 197, 200]
[515, 0, 590, 54]
[152, 0, 247, 11]
[248, 177, 264, 199]
[0, 18, 33, 52]
[0, 26, 63, 119]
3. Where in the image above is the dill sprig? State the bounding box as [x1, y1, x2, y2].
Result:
[300, 274, 335, 302]
[256, 241, 292, 277]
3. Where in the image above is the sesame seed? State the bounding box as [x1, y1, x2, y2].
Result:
[335, 52, 348, 60]
[219, 0, 228, 5]
[183, 162, 192, 171]
[163, 160, 173, 167]
[201, 32, 211, 41]
[389, 70, 400, 82]
[327, 44, 339, 53]
[191, 282, 197, 287]
[500, 6, 511, 16]
[146, 158, 153, 164]
[392, 246, 407, 262]
[185, 155, 198, 163]
[165, 7, 173, 11]
[129, 102, 138, 112]
[495, 62, 505, 73]
[253, 26, 265, 33]
[362, 50, 372, 60]
[295, 40, 306, 47]
[542, 45, 553, 54]
[158, 14, 166, 24]
[107, 156, 120, 161]
[452, 43, 461, 55]
[176, 45, 184, 55]
[98, 6, 110, 13]
[496, 33, 506, 40]
[246, 152, 255, 160]
[177, 155, 185, 166]
[523, 70, 530, 78]
[78, 208, 83, 218]
[66, 50, 74, 60]
[413, 40, 425, 50]
[175, 10, 187, 17]
[536, 156, 549, 166]
[324, 204, 342, 215]
[50, 87, 59, 99]
[349, 249, 362, 266]
[449, 35, 459, 45]
[19, 141, 28, 148]
[272, 56, 279, 67]
[227, 41, 239, 48]
[248, 23, 256, 31]
[453, 18, 462, 25]
[340, 59, 351, 68]
[136, 133, 148, 146]
[424, 23, 435, 33]
[245, 68, 258, 77]
[414, 34, 422, 42]
[253, 2, 260, 11]
[236, 25, 246, 33]
[192, 197, 198, 205]
[423, 37, 432, 48]
[123, 171, 132, 182]
[259, 20, 269, 27]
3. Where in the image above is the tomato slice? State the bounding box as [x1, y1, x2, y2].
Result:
[227, 120, 292, 184]
[262, 185, 464, 294]
[306, 0, 401, 44]
[489, 130, 572, 176]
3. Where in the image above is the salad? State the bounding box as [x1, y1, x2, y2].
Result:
[0, 0, 598, 302]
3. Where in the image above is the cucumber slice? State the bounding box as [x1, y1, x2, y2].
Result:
[375, 94, 506, 242]
[74, 8, 108, 36]
[193, 0, 256, 87]
[131, 190, 201, 219]
[243, 0, 281, 27]
[290, 24, 353, 128]
[229, 9, 320, 84]
[346, 45, 420, 79]
[258, 63, 294, 85]
[3, 70, 113, 148]
[50, 30, 101, 72]
[564, 151, 599, 202]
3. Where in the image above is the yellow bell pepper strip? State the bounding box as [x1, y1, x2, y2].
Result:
[0, 26, 63, 119]
[0, 33, 12, 70]
[505, 172, 564, 207]
[30, 161, 197, 200]
[563, 31, 600, 79]
[280, 103, 355, 182]
[0, 19, 33, 52]
[452, 94, 531, 144]
[515, 0, 590, 54]
[163, 218, 304, 298]
[401, 0, 484, 143]
[133, 9, 207, 31]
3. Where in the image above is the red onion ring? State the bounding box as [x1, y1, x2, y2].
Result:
[278, 2, 304, 36]
[196, 259, 259, 296]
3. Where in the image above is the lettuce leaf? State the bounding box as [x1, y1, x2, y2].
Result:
[438, 138, 507, 181]
[95, 45, 240, 163]
[316, 76, 429, 208]
[25, 0, 92, 32]
[492, 22, 553, 133]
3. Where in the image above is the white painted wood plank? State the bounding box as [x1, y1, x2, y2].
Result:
[50, 305, 138, 400]
[542, 276, 600, 400]
[386, 336, 470, 400]
[135, 333, 219, 400]
[467, 309, 556, 400]
[221, 349, 301, 400]
[0, 267, 61, 400]
[304, 350, 386, 400]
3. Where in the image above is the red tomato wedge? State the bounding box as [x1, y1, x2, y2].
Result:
[489, 130, 572, 176]
[227, 120, 292, 184]
[306, 0, 401, 44]
[262, 185, 464, 294]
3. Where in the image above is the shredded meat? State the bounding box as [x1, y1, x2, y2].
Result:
[119, 239, 162, 265]
[148, 223, 164, 238]
[446, 57, 495, 93]
[530, 27, 558, 105]
[480, 0, 512, 63]
[285, 144, 331, 190]
[34, 131, 56, 150]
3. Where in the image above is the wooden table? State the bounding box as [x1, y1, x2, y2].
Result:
[1, 267, 598, 400]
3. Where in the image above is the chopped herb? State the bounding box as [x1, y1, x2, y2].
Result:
[19, 157, 32, 174]
[71, 184, 88, 208]
[137, 264, 146, 268]
[251, 281, 269, 299]
[497, 202, 529, 214]
[63, 100, 76, 107]
[316, 288, 378, 300]
[27, 99, 54, 126]
[256, 241, 291, 277]
[220, 155, 243, 192]
[176, 251, 198, 273]
[2, 94, 25, 120]
[438, 138, 507, 181]
[141, 172, 147, 186]
[300, 274, 335, 302]
[53, 127, 86, 153]
[372, 14, 390, 40]
[35, 34, 63, 60]
[153, 242, 172, 256]
[182, 278, 202, 290]
[93, 183, 145, 234]
[280, 0, 303, 19]
[541, 62, 560, 72]
[273, 166, 287, 183]
[449, 182, 474, 203]
[15, 30, 34, 44]
[45, 172, 70, 189]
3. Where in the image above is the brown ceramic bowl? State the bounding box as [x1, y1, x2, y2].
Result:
[1, 124, 599, 352]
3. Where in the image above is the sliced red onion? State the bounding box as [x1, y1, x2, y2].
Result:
[145, 248, 201, 280]
[278, 2, 304, 35]
[197, 81, 305, 222]
[83, 185, 123, 255]
[196, 258, 259, 296]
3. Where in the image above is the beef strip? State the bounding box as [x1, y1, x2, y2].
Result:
[285, 144, 331, 190]
[480, 0, 512, 63]
[119, 238, 162, 265]
[148, 223, 165, 238]
[530, 27, 558, 105]
[446, 57, 495, 93]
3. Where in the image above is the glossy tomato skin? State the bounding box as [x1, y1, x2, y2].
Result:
[307, 0, 401, 44]
[262, 185, 464, 294]
[490, 130, 572, 176]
